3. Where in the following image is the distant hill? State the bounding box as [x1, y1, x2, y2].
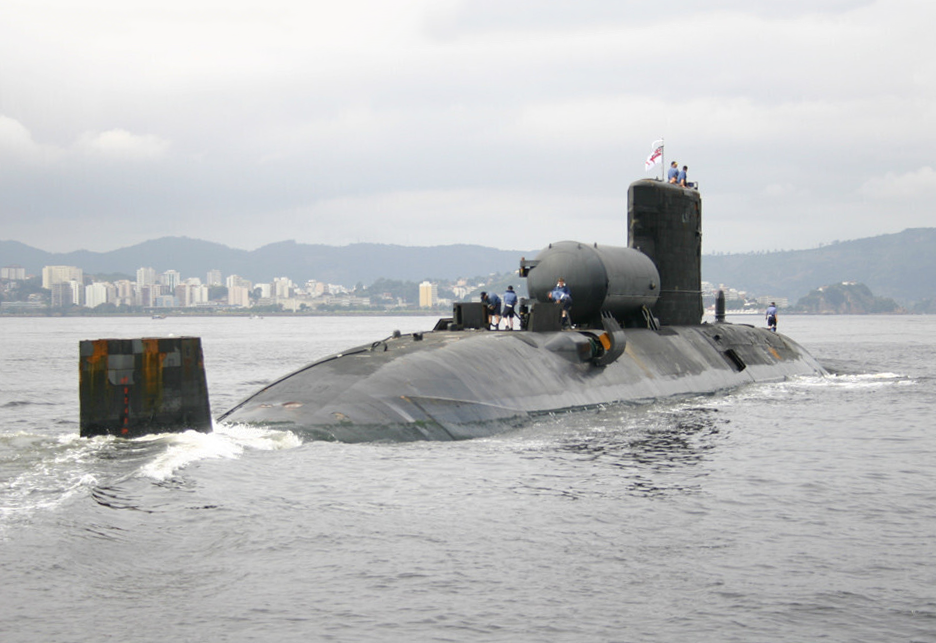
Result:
[0, 238, 533, 286]
[702, 228, 936, 304]
[793, 282, 903, 314]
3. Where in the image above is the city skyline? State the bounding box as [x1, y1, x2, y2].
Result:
[6, 259, 772, 314]
[35, 264, 363, 310]
[6, 261, 493, 313]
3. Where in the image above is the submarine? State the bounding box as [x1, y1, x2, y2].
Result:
[217, 179, 826, 442]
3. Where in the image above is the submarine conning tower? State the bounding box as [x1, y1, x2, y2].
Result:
[520, 179, 701, 329]
[628, 179, 703, 326]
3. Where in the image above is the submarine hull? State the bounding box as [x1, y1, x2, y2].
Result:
[218, 180, 823, 443]
[218, 323, 825, 442]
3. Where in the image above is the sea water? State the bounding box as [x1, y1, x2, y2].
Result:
[1, 314, 934, 643]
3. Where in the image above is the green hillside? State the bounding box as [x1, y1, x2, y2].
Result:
[703, 228, 936, 304]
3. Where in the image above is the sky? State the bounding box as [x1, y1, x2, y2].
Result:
[1, 0, 934, 255]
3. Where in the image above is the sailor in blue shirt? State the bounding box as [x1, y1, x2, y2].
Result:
[667, 161, 679, 184]
[548, 278, 573, 327]
[502, 285, 519, 330]
[480, 291, 502, 330]
[766, 302, 778, 332]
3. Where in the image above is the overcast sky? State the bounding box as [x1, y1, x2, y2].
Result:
[1, 0, 933, 255]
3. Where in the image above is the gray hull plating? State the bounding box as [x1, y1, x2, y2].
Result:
[218, 323, 825, 442]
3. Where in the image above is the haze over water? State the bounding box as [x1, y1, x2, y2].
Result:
[1, 315, 934, 642]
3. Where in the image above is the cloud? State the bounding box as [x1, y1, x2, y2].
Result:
[762, 183, 798, 198]
[74, 129, 170, 161]
[858, 167, 936, 199]
[0, 116, 56, 164]
[1, 0, 935, 256]
[266, 188, 621, 249]
[0, 118, 169, 166]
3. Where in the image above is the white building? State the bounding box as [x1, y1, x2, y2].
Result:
[226, 274, 252, 290]
[161, 270, 181, 290]
[228, 285, 251, 307]
[419, 281, 438, 308]
[189, 284, 209, 305]
[42, 265, 83, 290]
[137, 267, 157, 286]
[1, 265, 26, 280]
[206, 269, 222, 287]
[175, 283, 210, 307]
[115, 280, 134, 307]
[68, 280, 84, 307]
[306, 280, 326, 297]
[273, 277, 293, 299]
[85, 282, 116, 308]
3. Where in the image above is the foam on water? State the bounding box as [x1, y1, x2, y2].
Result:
[137, 423, 301, 481]
[805, 371, 908, 388]
[0, 432, 105, 525]
[0, 424, 301, 528]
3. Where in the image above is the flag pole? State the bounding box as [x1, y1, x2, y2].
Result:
[660, 137, 664, 181]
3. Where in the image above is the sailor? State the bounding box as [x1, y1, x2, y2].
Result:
[502, 285, 518, 330]
[480, 291, 502, 330]
[548, 278, 573, 327]
[667, 161, 679, 184]
[678, 165, 688, 187]
[766, 302, 778, 332]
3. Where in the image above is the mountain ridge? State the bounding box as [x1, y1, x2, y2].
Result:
[0, 237, 533, 286]
[702, 227, 936, 303]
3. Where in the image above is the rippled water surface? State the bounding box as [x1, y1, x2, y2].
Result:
[1, 315, 935, 642]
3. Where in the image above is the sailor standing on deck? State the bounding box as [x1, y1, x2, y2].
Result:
[766, 302, 778, 332]
[502, 285, 518, 330]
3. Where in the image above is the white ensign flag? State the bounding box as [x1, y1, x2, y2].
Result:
[645, 139, 664, 171]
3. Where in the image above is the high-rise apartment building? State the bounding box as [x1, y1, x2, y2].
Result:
[136, 267, 157, 286]
[137, 284, 163, 308]
[85, 282, 116, 308]
[42, 265, 83, 290]
[50, 282, 74, 308]
[226, 275, 252, 290]
[189, 284, 209, 305]
[228, 285, 251, 307]
[419, 281, 438, 308]
[273, 277, 293, 299]
[162, 270, 181, 290]
[115, 280, 134, 307]
[1, 265, 26, 280]
[206, 270, 222, 287]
